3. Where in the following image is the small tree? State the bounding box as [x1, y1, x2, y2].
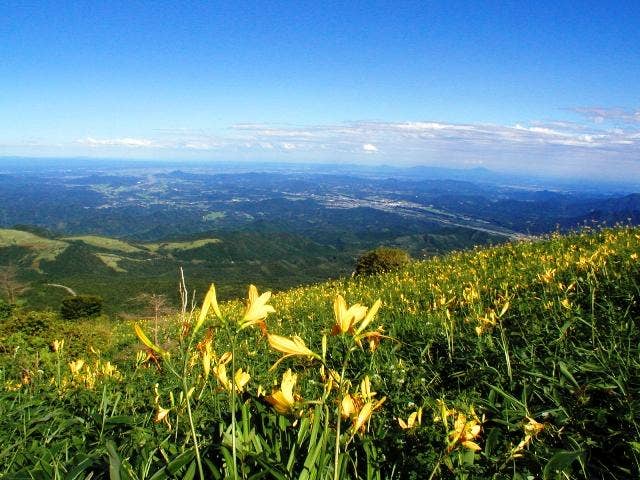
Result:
[60, 295, 103, 320]
[355, 247, 410, 276]
[131, 293, 172, 344]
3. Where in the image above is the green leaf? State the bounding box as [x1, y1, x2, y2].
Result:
[105, 415, 136, 425]
[106, 440, 121, 480]
[543, 450, 583, 479]
[65, 456, 95, 480]
[167, 450, 196, 475]
[484, 427, 501, 456]
[487, 384, 526, 410]
[220, 446, 234, 477]
[182, 460, 197, 480]
[204, 458, 223, 479]
[558, 361, 580, 388]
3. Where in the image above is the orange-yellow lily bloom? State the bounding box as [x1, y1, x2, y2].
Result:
[449, 411, 482, 452]
[213, 363, 250, 393]
[332, 295, 367, 335]
[266, 368, 299, 414]
[398, 407, 423, 430]
[194, 283, 222, 333]
[241, 285, 275, 330]
[267, 334, 320, 370]
[351, 397, 386, 438]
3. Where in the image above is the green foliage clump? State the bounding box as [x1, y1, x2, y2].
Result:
[355, 246, 410, 276]
[0, 299, 12, 320]
[60, 295, 103, 320]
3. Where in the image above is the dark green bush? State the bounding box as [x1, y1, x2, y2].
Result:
[60, 295, 103, 320]
[355, 247, 410, 276]
[0, 299, 12, 320]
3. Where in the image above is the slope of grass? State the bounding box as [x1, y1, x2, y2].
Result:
[144, 238, 222, 252]
[63, 235, 144, 253]
[0, 227, 638, 478]
[0, 228, 68, 269]
[94, 253, 129, 272]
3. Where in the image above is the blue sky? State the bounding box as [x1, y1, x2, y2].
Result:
[1, 1, 639, 179]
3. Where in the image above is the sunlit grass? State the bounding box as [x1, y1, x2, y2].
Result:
[63, 235, 145, 253]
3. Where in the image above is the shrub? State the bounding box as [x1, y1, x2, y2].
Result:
[355, 247, 410, 276]
[0, 299, 12, 320]
[60, 295, 103, 320]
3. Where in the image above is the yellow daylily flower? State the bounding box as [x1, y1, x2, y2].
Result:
[523, 416, 545, 437]
[448, 411, 482, 452]
[359, 376, 376, 401]
[354, 327, 387, 351]
[218, 351, 233, 365]
[354, 299, 382, 335]
[213, 363, 250, 392]
[510, 416, 546, 457]
[194, 283, 222, 333]
[241, 284, 275, 329]
[52, 339, 64, 353]
[350, 397, 386, 438]
[398, 407, 423, 430]
[267, 334, 320, 369]
[341, 393, 357, 419]
[332, 295, 367, 335]
[134, 324, 169, 357]
[475, 310, 498, 335]
[266, 368, 299, 414]
[233, 369, 251, 391]
[68, 359, 85, 375]
[155, 405, 171, 427]
[201, 342, 213, 380]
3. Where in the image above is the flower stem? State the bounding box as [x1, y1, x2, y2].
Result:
[228, 326, 239, 480]
[181, 332, 204, 480]
[183, 377, 205, 479]
[334, 347, 353, 480]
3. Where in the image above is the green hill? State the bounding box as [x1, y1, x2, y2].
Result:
[0, 225, 504, 313]
[0, 228, 355, 311]
[0, 227, 638, 478]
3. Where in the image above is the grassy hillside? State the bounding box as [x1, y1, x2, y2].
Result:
[0, 228, 68, 269]
[0, 229, 355, 311]
[0, 226, 504, 313]
[0, 227, 638, 478]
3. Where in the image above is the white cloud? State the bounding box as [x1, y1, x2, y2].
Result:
[362, 143, 378, 152]
[78, 137, 154, 147]
[4, 108, 637, 180]
[222, 117, 640, 178]
[570, 107, 640, 125]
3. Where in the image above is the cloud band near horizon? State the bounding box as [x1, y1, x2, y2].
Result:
[2, 112, 639, 180]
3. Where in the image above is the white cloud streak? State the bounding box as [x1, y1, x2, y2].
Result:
[363, 143, 378, 152]
[570, 107, 640, 125]
[78, 137, 155, 147]
[5, 110, 635, 179]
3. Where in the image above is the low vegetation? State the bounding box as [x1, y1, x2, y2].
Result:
[60, 294, 104, 320]
[354, 247, 411, 276]
[0, 226, 638, 478]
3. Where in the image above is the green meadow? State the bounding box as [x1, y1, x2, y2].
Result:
[0, 226, 639, 479]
